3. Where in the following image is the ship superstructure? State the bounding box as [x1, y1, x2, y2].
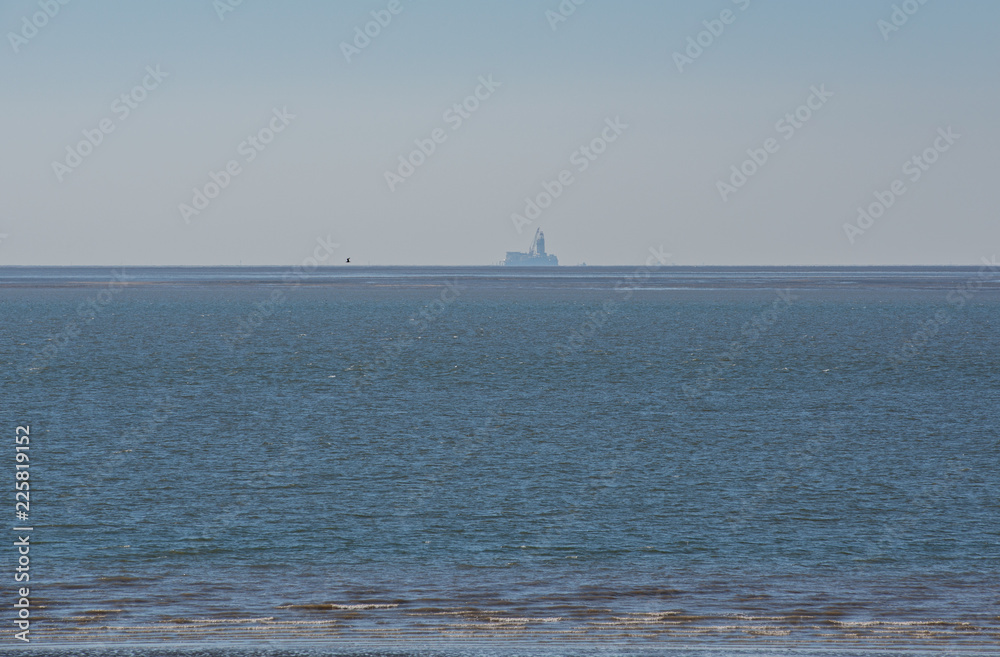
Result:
[503, 228, 558, 266]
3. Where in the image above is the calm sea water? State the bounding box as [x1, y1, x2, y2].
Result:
[0, 266, 998, 655]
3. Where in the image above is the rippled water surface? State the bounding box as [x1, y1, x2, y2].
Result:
[1, 266, 997, 655]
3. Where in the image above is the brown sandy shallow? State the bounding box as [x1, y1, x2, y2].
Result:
[3, 608, 998, 652]
[2, 265, 1000, 292]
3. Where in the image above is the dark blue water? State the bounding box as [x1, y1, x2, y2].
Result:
[1, 267, 998, 654]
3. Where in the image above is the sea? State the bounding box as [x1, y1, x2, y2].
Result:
[0, 266, 997, 657]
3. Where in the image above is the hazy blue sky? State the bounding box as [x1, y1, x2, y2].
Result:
[2, 0, 997, 265]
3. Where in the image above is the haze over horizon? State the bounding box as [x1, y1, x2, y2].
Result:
[2, 0, 997, 266]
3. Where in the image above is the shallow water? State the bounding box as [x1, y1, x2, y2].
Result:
[1, 266, 997, 653]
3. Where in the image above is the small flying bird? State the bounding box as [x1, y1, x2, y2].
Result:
[346, 258, 351, 263]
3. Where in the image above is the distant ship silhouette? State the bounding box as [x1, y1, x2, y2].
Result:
[503, 228, 558, 266]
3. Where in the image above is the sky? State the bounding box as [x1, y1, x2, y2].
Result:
[1, 0, 998, 266]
